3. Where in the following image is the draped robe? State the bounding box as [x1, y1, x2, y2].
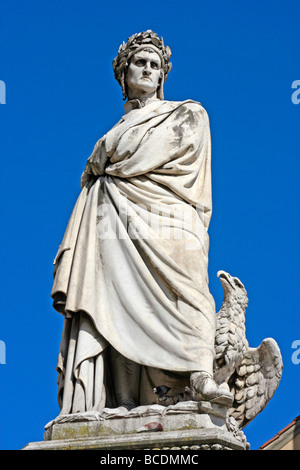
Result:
[51, 99, 216, 413]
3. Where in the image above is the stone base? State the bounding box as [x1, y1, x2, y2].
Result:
[23, 401, 249, 450]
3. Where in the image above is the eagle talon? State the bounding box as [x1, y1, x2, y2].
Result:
[190, 371, 233, 407]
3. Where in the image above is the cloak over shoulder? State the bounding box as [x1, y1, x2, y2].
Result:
[51, 99, 216, 374]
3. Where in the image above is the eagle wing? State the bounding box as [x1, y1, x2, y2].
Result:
[228, 338, 283, 429]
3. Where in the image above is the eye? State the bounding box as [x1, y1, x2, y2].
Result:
[151, 62, 159, 69]
[233, 277, 244, 289]
[135, 59, 146, 66]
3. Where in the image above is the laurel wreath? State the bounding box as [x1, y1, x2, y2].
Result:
[112, 30, 172, 88]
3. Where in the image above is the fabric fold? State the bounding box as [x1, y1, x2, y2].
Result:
[52, 99, 216, 412]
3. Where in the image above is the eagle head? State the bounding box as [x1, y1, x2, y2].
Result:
[217, 270, 248, 309]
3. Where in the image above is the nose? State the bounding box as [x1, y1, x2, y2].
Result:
[143, 63, 151, 76]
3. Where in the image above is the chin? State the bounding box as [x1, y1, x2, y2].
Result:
[138, 84, 157, 94]
[129, 79, 157, 94]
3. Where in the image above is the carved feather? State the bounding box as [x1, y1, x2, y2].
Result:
[213, 271, 249, 385]
[214, 271, 283, 429]
[228, 338, 283, 428]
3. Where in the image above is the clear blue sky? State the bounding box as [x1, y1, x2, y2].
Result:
[0, 0, 299, 450]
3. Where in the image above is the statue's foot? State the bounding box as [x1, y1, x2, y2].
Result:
[190, 372, 233, 407]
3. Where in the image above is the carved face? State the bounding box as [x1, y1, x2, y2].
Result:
[126, 50, 162, 98]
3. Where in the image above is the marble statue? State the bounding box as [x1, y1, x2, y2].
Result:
[51, 31, 281, 423]
[214, 271, 282, 429]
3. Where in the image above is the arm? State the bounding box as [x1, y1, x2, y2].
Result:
[80, 138, 108, 189]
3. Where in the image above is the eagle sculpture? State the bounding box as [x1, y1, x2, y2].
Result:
[213, 270, 283, 429]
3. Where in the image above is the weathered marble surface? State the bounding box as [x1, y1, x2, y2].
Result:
[23, 428, 246, 451]
[41, 31, 282, 452]
[44, 402, 227, 439]
[24, 401, 249, 450]
[51, 30, 231, 418]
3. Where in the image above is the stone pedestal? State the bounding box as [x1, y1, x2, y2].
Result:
[23, 401, 249, 450]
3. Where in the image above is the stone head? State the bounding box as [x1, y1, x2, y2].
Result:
[113, 30, 172, 100]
